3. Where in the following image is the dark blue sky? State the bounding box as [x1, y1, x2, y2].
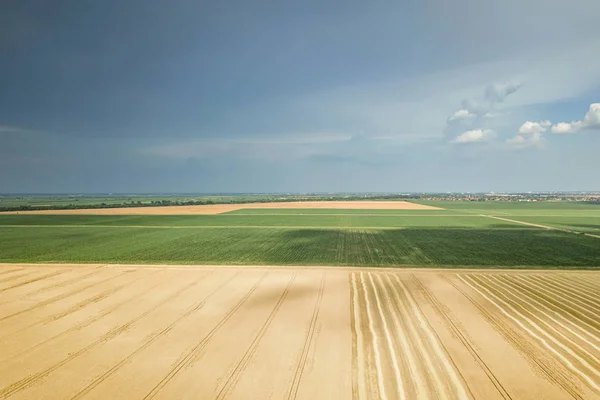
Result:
[1, 0, 599, 193]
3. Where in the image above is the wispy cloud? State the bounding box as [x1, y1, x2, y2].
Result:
[0, 125, 25, 133]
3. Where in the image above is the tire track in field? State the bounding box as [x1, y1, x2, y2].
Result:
[509, 275, 600, 338]
[494, 275, 600, 347]
[71, 270, 233, 400]
[512, 276, 600, 335]
[445, 274, 583, 400]
[359, 271, 388, 400]
[558, 275, 600, 294]
[0, 270, 164, 350]
[550, 275, 600, 304]
[412, 273, 513, 400]
[350, 273, 367, 400]
[0, 267, 24, 276]
[480, 275, 600, 366]
[366, 272, 405, 400]
[0, 271, 212, 398]
[392, 274, 472, 400]
[0, 271, 32, 285]
[0, 269, 68, 293]
[459, 275, 600, 394]
[0, 268, 108, 308]
[531, 275, 600, 314]
[23, 267, 107, 298]
[143, 272, 269, 399]
[286, 272, 326, 400]
[0, 270, 133, 322]
[215, 273, 297, 400]
[378, 274, 426, 399]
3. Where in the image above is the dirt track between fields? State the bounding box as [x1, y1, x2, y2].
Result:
[2, 201, 441, 215]
[1, 264, 599, 399]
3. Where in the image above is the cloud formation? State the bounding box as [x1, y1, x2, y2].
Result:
[447, 81, 521, 144]
[507, 120, 550, 149]
[453, 129, 494, 144]
[447, 109, 475, 123]
[551, 103, 600, 134]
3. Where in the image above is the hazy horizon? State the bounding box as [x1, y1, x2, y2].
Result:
[2, 1, 599, 193]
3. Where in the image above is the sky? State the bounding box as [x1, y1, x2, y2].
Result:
[1, 0, 600, 193]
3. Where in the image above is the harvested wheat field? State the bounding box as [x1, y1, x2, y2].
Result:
[0, 264, 599, 399]
[2, 200, 441, 215]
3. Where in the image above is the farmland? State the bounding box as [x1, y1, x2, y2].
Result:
[0, 201, 599, 267]
[1, 264, 599, 399]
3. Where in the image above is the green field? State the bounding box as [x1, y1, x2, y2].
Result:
[1, 201, 599, 268]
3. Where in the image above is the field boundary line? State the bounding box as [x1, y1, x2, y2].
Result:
[287, 272, 326, 400]
[482, 215, 600, 239]
[142, 271, 269, 399]
[411, 273, 512, 400]
[216, 273, 297, 400]
[2, 262, 600, 272]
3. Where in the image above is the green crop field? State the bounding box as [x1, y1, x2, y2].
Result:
[1, 200, 599, 268]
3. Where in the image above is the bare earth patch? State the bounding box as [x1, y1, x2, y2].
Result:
[2, 200, 441, 215]
[1, 263, 599, 399]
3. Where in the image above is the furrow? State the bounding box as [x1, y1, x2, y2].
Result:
[379, 274, 428, 400]
[215, 273, 297, 400]
[367, 273, 405, 400]
[142, 272, 269, 399]
[359, 271, 387, 400]
[481, 275, 600, 365]
[287, 272, 326, 400]
[412, 273, 513, 400]
[71, 270, 231, 400]
[393, 274, 472, 400]
[460, 275, 600, 394]
[446, 274, 583, 400]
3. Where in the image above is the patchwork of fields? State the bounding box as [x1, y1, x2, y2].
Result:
[1, 264, 599, 399]
[0, 200, 598, 267]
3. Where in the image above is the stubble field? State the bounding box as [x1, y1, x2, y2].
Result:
[1, 264, 599, 399]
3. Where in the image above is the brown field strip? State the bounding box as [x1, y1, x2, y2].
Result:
[2, 201, 441, 215]
[0, 264, 599, 399]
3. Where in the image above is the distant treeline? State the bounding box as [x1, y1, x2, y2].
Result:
[0, 194, 416, 212]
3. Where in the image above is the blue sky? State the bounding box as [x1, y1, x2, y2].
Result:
[1, 0, 599, 193]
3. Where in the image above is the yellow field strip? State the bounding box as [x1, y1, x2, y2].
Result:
[1, 265, 600, 399]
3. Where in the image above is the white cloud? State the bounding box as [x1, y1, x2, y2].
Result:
[518, 120, 551, 135]
[447, 109, 475, 123]
[507, 132, 544, 149]
[551, 103, 600, 134]
[453, 129, 494, 144]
